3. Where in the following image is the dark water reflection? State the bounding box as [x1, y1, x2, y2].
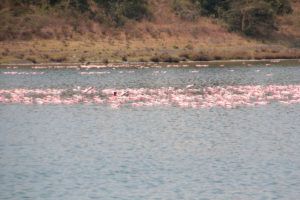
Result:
[1, 61, 300, 199]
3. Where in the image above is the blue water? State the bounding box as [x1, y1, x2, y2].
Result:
[1, 61, 300, 199]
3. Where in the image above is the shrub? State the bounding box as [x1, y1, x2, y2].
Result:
[94, 0, 151, 26]
[223, 1, 277, 36]
[265, 0, 293, 15]
[192, 0, 229, 17]
[69, 0, 89, 12]
[150, 54, 180, 63]
[10, 0, 89, 11]
[172, 0, 199, 21]
[191, 0, 293, 37]
[122, 55, 127, 61]
[26, 57, 37, 63]
[190, 53, 211, 61]
[102, 58, 109, 64]
[122, 0, 150, 20]
[49, 55, 67, 62]
[150, 56, 160, 62]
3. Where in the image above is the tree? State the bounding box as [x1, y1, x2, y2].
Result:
[226, 1, 276, 36]
[191, 0, 293, 37]
[192, 0, 230, 17]
[264, 0, 292, 15]
[94, 0, 150, 26]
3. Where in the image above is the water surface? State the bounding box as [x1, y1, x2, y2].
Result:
[1, 60, 300, 199]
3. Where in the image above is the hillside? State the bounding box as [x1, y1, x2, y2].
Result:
[0, 0, 300, 64]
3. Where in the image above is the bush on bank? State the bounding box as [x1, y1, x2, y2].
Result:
[191, 0, 293, 36]
[1, 0, 151, 25]
[0, 0, 151, 40]
[173, 0, 293, 36]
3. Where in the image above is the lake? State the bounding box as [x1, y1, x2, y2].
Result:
[1, 60, 300, 199]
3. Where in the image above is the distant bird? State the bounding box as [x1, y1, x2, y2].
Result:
[82, 86, 94, 93]
[186, 84, 195, 89]
[122, 91, 130, 96]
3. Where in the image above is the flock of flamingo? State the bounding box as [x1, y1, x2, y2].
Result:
[1, 85, 300, 109]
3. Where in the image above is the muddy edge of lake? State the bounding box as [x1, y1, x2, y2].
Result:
[0, 59, 300, 69]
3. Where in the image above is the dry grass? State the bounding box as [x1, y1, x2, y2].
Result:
[1, 37, 299, 64]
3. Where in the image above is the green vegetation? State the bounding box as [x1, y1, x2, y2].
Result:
[190, 0, 293, 36]
[172, 0, 294, 36]
[192, 0, 292, 16]
[5, 0, 151, 23]
[93, 0, 151, 26]
[172, 0, 199, 21]
[0, 0, 151, 40]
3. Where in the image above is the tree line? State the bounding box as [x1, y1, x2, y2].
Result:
[1, 0, 294, 37]
[2, 0, 150, 25]
[192, 0, 293, 36]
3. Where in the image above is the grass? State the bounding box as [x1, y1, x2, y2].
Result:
[1, 37, 299, 64]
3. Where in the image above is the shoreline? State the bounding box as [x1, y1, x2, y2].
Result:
[0, 58, 299, 68]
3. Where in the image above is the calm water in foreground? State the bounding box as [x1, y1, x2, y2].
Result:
[1, 60, 300, 199]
